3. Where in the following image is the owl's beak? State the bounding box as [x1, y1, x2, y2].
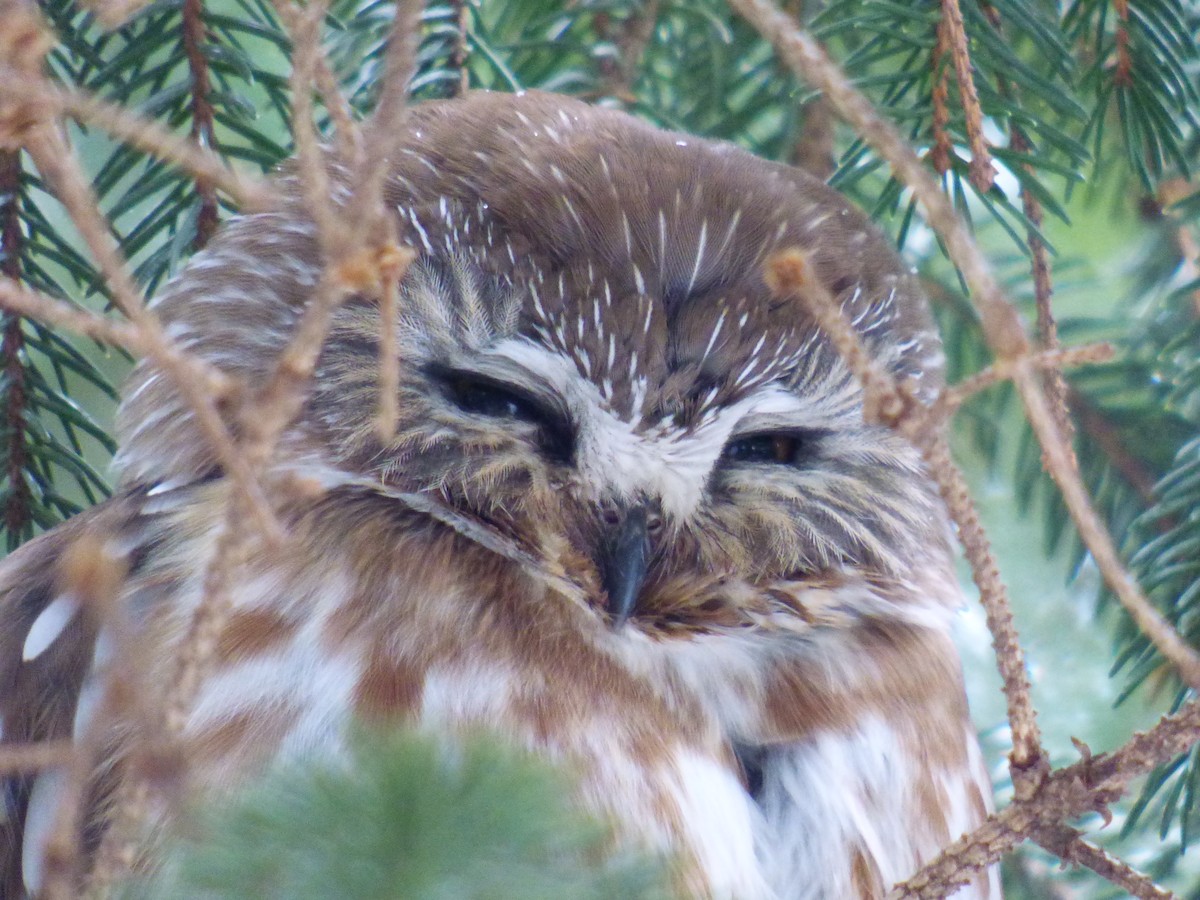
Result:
[600, 504, 650, 629]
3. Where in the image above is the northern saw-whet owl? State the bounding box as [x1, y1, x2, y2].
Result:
[0, 90, 1000, 898]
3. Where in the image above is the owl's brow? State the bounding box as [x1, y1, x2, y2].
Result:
[426, 354, 571, 418]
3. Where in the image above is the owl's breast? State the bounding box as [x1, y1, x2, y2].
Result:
[124, 483, 990, 900]
[122, 485, 768, 895]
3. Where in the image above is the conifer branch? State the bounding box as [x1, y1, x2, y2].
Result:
[0, 149, 31, 538]
[181, 0, 219, 248]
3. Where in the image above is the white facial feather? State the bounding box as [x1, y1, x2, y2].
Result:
[482, 339, 873, 521]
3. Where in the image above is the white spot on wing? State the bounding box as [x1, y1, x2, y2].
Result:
[686, 219, 708, 297]
[22, 769, 65, 895]
[23, 595, 80, 662]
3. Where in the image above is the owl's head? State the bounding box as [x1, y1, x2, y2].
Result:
[119, 91, 952, 632]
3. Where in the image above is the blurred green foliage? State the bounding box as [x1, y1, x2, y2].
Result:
[118, 729, 668, 899]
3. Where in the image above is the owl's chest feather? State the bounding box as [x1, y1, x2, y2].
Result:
[150, 515, 994, 900]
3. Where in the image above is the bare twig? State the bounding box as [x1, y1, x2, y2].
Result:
[1017, 147, 1073, 450]
[1113, 0, 1133, 87]
[270, 0, 363, 169]
[450, 0, 470, 97]
[282, 0, 343, 247]
[1035, 828, 1178, 900]
[0, 148, 31, 537]
[939, 343, 1114, 415]
[0, 67, 270, 212]
[351, 0, 422, 240]
[87, 505, 251, 893]
[892, 698, 1200, 898]
[181, 0, 220, 248]
[938, 0, 993, 190]
[0, 278, 153, 356]
[0, 740, 72, 774]
[930, 20, 953, 176]
[86, 7, 420, 885]
[252, 0, 416, 467]
[37, 533, 134, 900]
[597, 3, 659, 104]
[980, 0, 1077, 457]
[1014, 360, 1200, 690]
[727, 0, 1020, 355]
[921, 434, 1046, 785]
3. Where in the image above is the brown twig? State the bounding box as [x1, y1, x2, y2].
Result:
[282, 0, 343, 247]
[1035, 827, 1178, 900]
[1015, 133, 1073, 451]
[1015, 359, 1200, 691]
[0, 740, 72, 774]
[37, 533, 135, 900]
[0, 66, 269, 212]
[1113, 0, 1133, 88]
[86, 6, 342, 881]
[249, 0, 416, 466]
[0, 278, 153, 357]
[930, 19, 953, 176]
[181, 0, 220, 248]
[726, 0, 1021, 354]
[981, 0, 1075, 457]
[939, 343, 1114, 415]
[87, 6, 421, 885]
[597, 3, 659, 105]
[270, 0, 362, 167]
[0, 148, 31, 537]
[87, 506, 250, 893]
[892, 698, 1200, 898]
[351, 0, 421, 241]
[921, 434, 1046, 786]
[938, 0, 993, 191]
[450, 0, 470, 97]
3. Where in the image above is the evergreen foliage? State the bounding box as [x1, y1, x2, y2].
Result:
[118, 730, 668, 899]
[3, 0, 1199, 895]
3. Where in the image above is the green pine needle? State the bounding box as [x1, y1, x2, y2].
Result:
[120, 729, 671, 900]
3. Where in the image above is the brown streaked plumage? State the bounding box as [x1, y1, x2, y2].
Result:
[0, 90, 999, 898]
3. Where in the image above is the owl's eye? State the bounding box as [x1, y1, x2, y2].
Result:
[437, 370, 575, 463]
[721, 432, 815, 466]
[450, 377, 540, 421]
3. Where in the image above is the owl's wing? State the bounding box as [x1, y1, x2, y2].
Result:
[751, 731, 1001, 900]
[0, 493, 153, 897]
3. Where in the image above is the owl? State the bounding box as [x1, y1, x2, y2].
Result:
[0, 90, 999, 898]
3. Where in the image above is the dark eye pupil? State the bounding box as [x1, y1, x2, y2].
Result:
[452, 379, 531, 419]
[723, 434, 802, 465]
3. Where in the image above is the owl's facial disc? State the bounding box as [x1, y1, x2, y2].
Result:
[438, 336, 871, 623]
